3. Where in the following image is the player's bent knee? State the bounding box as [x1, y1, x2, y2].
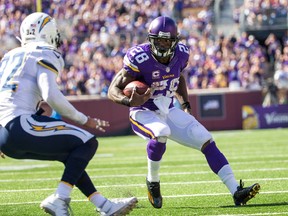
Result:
[186, 123, 212, 150]
[154, 126, 171, 138]
[85, 138, 99, 156]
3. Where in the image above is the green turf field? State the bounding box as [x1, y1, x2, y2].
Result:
[0, 128, 288, 216]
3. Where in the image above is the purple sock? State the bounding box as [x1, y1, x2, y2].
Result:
[202, 141, 229, 174]
[147, 139, 166, 161]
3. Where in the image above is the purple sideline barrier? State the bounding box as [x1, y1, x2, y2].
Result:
[242, 104, 288, 129]
[188, 89, 263, 131]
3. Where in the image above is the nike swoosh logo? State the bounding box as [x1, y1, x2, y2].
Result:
[53, 52, 61, 58]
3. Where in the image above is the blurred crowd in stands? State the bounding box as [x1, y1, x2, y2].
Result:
[235, 0, 287, 28]
[0, 0, 287, 105]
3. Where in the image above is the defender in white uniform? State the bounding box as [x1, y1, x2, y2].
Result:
[0, 12, 137, 216]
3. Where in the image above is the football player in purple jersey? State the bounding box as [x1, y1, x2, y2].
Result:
[0, 12, 137, 216]
[108, 16, 260, 208]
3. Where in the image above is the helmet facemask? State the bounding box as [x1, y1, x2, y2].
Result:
[148, 16, 179, 59]
[148, 35, 179, 58]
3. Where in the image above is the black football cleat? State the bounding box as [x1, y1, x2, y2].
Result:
[146, 178, 162, 208]
[233, 179, 260, 206]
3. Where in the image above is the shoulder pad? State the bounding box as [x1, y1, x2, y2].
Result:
[37, 47, 64, 74]
[123, 44, 149, 73]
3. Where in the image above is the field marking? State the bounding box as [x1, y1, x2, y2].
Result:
[1, 177, 288, 192]
[0, 164, 50, 171]
[1, 159, 288, 174]
[91, 153, 288, 163]
[1, 167, 288, 182]
[0, 190, 288, 206]
[0, 154, 287, 168]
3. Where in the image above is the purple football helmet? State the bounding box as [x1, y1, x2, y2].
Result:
[148, 16, 179, 58]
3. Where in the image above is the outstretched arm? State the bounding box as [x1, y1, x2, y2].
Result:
[37, 66, 109, 132]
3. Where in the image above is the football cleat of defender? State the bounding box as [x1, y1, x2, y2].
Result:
[233, 179, 261, 206]
[40, 194, 73, 216]
[146, 178, 162, 208]
[96, 197, 138, 216]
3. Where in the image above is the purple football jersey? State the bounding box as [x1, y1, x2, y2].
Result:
[123, 42, 189, 110]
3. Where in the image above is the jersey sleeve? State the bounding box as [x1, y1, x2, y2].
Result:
[123, 46, 143, 79]
[36, 47, 87, 125]
[37, 66, 88, 125]
[177, 42, 190, 72]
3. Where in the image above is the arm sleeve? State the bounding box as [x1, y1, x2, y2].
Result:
[37, 65, 88, 125]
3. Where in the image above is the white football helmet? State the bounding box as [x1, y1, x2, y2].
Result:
[19, 12, 61, 48]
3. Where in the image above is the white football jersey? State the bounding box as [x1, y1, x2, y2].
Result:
[0, 42, 87, 126]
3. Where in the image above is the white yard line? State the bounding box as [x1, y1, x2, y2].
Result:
[1, 167, 288, 182]
[0, 190, 288, 206]
[1, 159, 287, 173]
[1, 177, 288, 192]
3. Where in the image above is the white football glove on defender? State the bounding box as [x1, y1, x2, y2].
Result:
[84, 116, 110, 132]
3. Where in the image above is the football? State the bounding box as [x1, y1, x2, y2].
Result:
[123, 80, 149, 98]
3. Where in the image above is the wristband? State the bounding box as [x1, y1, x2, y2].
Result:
[121, 97, 131, 107]
[181, 101, 191, 110]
